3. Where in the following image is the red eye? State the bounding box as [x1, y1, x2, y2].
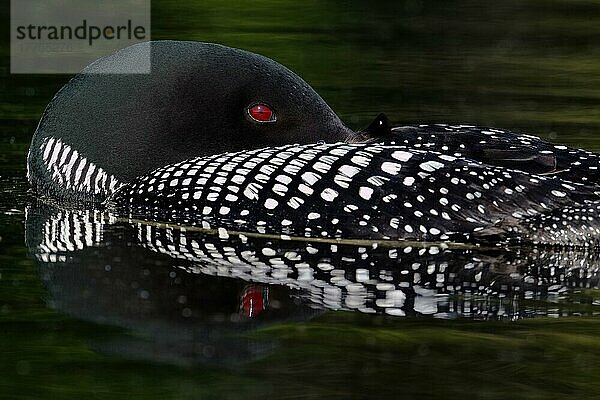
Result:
[248, 104, 276, 123]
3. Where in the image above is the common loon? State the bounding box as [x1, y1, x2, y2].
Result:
[26, 41, 600, 246]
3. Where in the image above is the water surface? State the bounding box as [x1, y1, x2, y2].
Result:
[2, 1, 600, 398]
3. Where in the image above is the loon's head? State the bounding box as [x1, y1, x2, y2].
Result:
[28, 41, 354, 199]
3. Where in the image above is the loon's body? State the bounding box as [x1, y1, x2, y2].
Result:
[112, 141, 600, 246]
[380, 123, 600, 185]
[26, 41, 600, 245]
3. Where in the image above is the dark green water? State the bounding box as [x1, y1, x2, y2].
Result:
[3, 1, 600, 399]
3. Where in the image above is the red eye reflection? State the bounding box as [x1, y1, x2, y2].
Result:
[248, 104, 276, 123]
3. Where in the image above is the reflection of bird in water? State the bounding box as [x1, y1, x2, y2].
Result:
[240, 285, 270, 318]
[26, 202, 322, 367]
[26, 202, 600, 323]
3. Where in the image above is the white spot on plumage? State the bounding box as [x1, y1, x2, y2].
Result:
[272, 184, 288, 196]
[82, 163, 95, 190]
[367, 176, 388, 187]
[391, 150, 413, 162]
[94, 171, 106, 192]
[255, 174, 269, 184]
[438, 154, 456, 162]
[329, 147, 349, 157]
[381, 162, 402, 175]
[298, 184, 314, 196]
[302, 171, 320, 185]
[262, 247, 276, 256]
[403, 177, 415, 186]
[73, 157, 87, 185]
[218, 228, 229, 239]
[219, 206, 230, 215]
[232, 175, 245, 185]
[283, 164, 301, 175]
[321, 188, 338, 202]
[206, 192, 219, 201]
[42, 137, 55, 161]
[288, 196, 304, 209]
[419, 160, 444, 172]
[264, 198, 278, 209]
[313, 161, 331, 173]
[275, 174, 292, 185]
[359, 186, 373, 200]
[225, 194, 238, 202]
[108, 176, 119, 191]
[49, 140, 62, 166]
[344, 204, 358, 212]
[243, 182, 262, 200]
[260, 164, 276, 175]
[339, 164, 360, 178]
[351, 155, 370, 167]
